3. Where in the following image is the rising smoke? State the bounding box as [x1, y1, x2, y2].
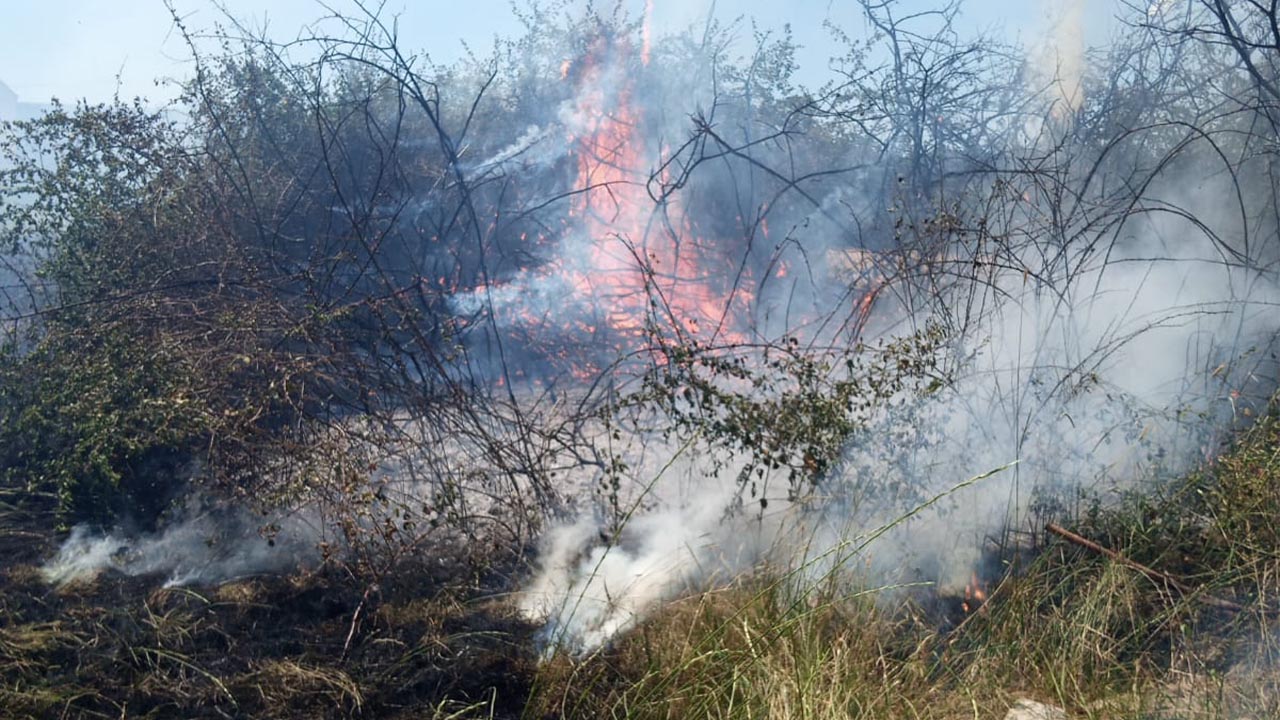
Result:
[34, 0, 1280, 661]
[42, 496, 319, 588]
[511, 1, 1280, 653]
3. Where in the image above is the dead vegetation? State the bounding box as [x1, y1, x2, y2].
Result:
[0, 540, 540, 719]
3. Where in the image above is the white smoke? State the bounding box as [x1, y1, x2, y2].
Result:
[466, 3, 1280, 655]
[519, 505, 724, 654]
[38, 419, 552, 589]
[40, 501, 317, 588]
[852, 240, 1277, 592]
[1043, 0, 1086, 114]
[1024, 0, 1087, 143]
[519, 435, 724, 650]
[474, 123, 556, 170]
[517, 162, 1280, 652]
[40, 526, 130, 586]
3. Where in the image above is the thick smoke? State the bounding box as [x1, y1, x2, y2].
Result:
[519, 486, 742, 653]
[855, 240, 1278, 591]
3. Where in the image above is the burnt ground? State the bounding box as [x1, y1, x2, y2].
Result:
[0, 526, 544, 719]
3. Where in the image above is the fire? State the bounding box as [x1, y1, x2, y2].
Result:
[961, 572, 988, 614]
[551, 29, 751, 348]
[462, 23, 764, 385]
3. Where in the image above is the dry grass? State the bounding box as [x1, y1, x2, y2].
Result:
[233, 659, 364, 715]
[0, 546, 538, 719]
[526, 564, 1276, 719]
[1, 418, 1278, 718]
[526, 414, 1280, 720]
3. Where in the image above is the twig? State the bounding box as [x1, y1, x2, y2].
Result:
[1045, 523, 1254, 614]
[341, 583, 380, 662]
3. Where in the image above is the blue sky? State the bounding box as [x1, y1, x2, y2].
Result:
[0, 0, 1114, 106]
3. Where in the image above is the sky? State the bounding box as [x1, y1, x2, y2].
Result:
[0, 0, 1116, 106]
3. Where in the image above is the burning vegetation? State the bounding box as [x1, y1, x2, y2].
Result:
[2, 0, 1280, 717]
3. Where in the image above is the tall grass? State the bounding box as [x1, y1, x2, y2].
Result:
[527, 416, 1280, 719]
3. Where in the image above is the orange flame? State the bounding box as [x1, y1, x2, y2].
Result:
[557, 30, 750, 346]
[961, 572, 988, 614]
[477, 24, 764, 386]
